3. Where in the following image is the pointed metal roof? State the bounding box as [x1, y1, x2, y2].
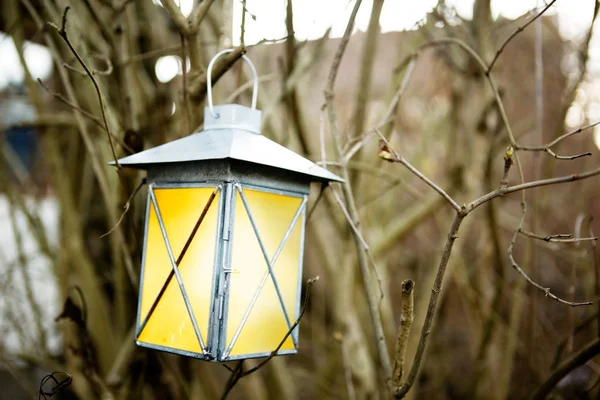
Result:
[112, 105, 343, 183]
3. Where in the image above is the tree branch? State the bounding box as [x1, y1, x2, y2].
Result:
[487, 0, 557, 73]
[395, 213, 465, 398]
[519, 229, 598, 243]
[508, 218, 593, 308]
[189, 0, 215, 31]
[219, 277, 319, 399]
[188, 46, 245, 101]
[323, 0, 393, 385]
[391, 279, 415, 388]
[49, 7, 121, 168]
[377, 134, 461, 212]
[531, 338, 600, 399]
[517, 120, 600, 159]
[468, 166, 600, 211]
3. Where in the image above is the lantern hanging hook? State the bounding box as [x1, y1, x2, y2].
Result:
[206, 49, 258, 118]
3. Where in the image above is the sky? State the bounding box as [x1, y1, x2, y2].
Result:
[231, 0, 594, 43]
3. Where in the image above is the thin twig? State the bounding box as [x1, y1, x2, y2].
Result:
[239, 0, 246, 46]
[159, 0, 189, 33]
[377, 133, 461, 212]
[548, 120, 600, 148]
[508, 217, 593, 307]
[244, 277, 319, 375]
[519, 229, 598, 243]
[467, 165, 600, 211]
[180, 33, 191, 136]
[48, 7, 121, 168]
[517, 120, 600, 159]
[333, 332, 357, 400]
[120, 44, 182, 65]
[189, 0, 215, 31]
[487, 0, 558, 73]
[37, 78, 104, 130]
[249, 36, 292, 47]
[343, 56, 417, 161]
[330, 188, 371, 251]
[37, 78, 134, 154]
[220, 277, 319, 399]
[324, 0, 361, 98]
[224, 73, 278, 104]
[100, 178, 147, 238]
[330, 187, 384, 300]
[323, 0, 393, 384]
[62, 54, 113, 76]
[347, 0, 384, 178]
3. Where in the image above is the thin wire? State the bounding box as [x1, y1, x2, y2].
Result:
[306, 182, 328, 221]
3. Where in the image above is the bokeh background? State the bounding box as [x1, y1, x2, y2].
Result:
[1, 0, 600, 399]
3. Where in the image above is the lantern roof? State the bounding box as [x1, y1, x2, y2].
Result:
[112, 104, 343, 183]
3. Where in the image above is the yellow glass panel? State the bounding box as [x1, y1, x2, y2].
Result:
[138, 274, 202, 353]
[227, 189, 303, 356]
[137, 187, 219, 353]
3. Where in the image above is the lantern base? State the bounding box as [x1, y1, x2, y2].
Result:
[135, 340, 297, 362]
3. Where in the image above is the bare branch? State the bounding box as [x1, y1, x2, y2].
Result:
[344, 56, 417, 160]
[519, 229, 598, 243]
[49, 7, 121, 168]
[37, 78, 134, 154]
[377, 134, 462, 212]
[323, 0, 393, 384]
[508, 218, 593, 307]
[37, 78, 104, 129]
[100, 178, 147, 238]
[245, 277, 318, 375]
[189, 0, 215, 31]
[532, 338, 600, 399]
[180, 33, 191, 136]
[120, 45, 182, 65]
[159, 0, 190, 34]
[517, 120, 600, 159]
[468, 165, 600, 211]
[329, 187, 384, 298]
[219, 277, 319, 399]
[395, 213, 465, 398]
[391, 279, 414, 388]
[324, 0, 362, 97]
[546, 149, 591, 160]
[330, 189, 369, 249]
[487, 0, 558, 73]
[62, 54, 113, 76]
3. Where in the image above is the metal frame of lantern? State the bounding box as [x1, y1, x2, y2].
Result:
[136, 181, 307, 361]
[112, 49, 343, 362]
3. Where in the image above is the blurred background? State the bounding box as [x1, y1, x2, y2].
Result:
[1, 0, 600, 398]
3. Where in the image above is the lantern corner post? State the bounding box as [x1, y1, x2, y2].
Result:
[210, 181, 237, 361]
[133, 186, 153, 340]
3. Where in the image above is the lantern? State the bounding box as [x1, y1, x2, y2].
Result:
[112, 50, 343, 362]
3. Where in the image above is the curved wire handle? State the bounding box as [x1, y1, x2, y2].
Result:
[206, 49, 258, 118]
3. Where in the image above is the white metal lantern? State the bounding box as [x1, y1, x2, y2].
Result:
[112, 50, 343, 362]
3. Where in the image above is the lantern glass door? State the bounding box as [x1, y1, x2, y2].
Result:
[223, 185, 306, 360]
[136, 184, 221, 357]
